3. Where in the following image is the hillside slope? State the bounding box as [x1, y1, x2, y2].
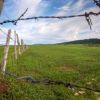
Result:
[60, 38, 100, 44]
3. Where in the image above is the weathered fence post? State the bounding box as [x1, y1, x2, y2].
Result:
[1, 29, 11, 74]
[25, 44, 28, 50]
[14, 31, 17, 59]
[16, 34, 21, 55]
[23, 44, 26, 51]
[21, 39, 24, 53]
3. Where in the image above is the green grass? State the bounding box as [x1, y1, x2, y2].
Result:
[0, 44, 100, 100]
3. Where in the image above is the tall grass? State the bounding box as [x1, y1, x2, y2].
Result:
[0, 44, 100, 100]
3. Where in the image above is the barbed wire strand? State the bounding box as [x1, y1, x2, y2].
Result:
[0, 11, 100, 30]
[0, 28, 14, 41]
[5, 71, 100, 93]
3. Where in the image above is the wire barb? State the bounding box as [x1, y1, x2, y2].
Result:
[85, 12, 93, 30]
[13, 8, 28, 25]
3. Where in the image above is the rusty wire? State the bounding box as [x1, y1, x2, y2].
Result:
[0, 11, 100, 30]
[0, 0, 100, 30]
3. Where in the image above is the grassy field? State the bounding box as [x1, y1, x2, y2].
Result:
[0, 44, 100, 100]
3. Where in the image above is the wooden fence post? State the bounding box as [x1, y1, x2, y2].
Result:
[14, 31, 17, 59]
[25, 44, 28, 50]
[1, 29, 11, 74]
[21, 39, 24, 53]
[24, 44, 26, 51]
[16, 34, 21, 55]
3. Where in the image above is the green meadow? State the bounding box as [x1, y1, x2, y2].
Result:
[0, 44, 100, 100]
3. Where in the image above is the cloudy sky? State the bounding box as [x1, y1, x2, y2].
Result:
[0, 0, 100, 44]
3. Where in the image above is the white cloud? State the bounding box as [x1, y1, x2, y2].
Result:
[0, 0, 100, 44]
[14, 0, 42, 17]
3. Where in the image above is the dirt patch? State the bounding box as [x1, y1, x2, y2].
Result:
[0, 80, 9, 93]
[53, 64, 78, 72]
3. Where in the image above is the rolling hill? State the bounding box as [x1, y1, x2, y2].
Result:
[60, 38, 100, 44]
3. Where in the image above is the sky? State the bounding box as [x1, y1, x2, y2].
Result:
[0, 0, 100, 44]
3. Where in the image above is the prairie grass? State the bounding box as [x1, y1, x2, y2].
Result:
[0, 44, 100, 100]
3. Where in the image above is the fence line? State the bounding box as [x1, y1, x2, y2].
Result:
[0, 28, 29, 74]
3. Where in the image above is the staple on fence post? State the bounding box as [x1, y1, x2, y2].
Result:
[16, 34, 21, 55]
[1, 29, 11, 74]
[14, 31, 17, 59]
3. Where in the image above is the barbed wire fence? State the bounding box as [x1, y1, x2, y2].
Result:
[0, 11, 100, 30]
[0, 0, 100, 93]
[0, 0, 100, 30]
[0, 28, 29, 74]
